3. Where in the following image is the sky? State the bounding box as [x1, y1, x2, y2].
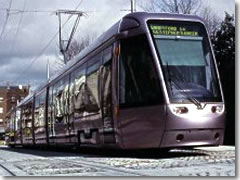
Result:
[0, 0, 236, 91]
[202, 0, 235, 18]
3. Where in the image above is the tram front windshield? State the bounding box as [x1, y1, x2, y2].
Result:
[148, 21, 222, 103]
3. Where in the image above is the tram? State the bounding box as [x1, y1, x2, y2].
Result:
[6, 12, 225, 149]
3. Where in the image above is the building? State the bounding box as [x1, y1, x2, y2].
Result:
[0, 85, 29, 140]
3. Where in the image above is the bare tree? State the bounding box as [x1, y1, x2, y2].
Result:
[138, 0, 202, 14]
[200, 7, 221, 37]
[65, 38, 90, 61]
[53, 34, 96, 72]
[65, 33, 98, 62]
[138, 0, 220, 35]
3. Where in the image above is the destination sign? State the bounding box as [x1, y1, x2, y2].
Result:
[150, 25, 199, 37]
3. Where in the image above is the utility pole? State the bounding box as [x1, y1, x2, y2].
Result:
[173, 0, 179, 13]
[46, 59, 50, 81]
[130, 0, 136, 13]
[121, 0, 136, 13]
[56, 10, 85, 64]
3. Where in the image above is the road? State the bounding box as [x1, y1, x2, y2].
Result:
[0, 145, 235, 176]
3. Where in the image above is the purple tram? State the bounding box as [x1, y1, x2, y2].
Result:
[6, 12, 225, 150]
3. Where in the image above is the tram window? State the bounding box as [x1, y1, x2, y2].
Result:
[21, 107, 24, 128]
[85, 57, 100, 113]
[22, 102, 33, 129]
[10, 111, 15, 131]
[53, 82, 60, 121]
[69, 76, 75, 116]
[39, 92, 46, 127]
[48, 86, 53, 135]
[119, 35, 164, 108]
[70, 64, 86, 118]
[21, 101, 33, 137]
[26, 102, 33, 128]
[53, 76, 69, 123]
[102, 47, 112, 118]
[16, 108, 21, 131]
[103, 46, 112, 64]
[148, 21, 222, 102]
[34, 97, 40, 127]
[48, 86, 53, 118]
[62, 76, 70, 119]
[34, 91, 46, 127]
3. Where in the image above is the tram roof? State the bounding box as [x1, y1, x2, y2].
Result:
[48, 12, 204, 83]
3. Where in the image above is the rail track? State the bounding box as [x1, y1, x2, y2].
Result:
[0, 145, 235, 176]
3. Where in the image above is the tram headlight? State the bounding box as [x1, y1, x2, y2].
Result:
[173, 107, 188, 114]
[211, 105, 224, 113]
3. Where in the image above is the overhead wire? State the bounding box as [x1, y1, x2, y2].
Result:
[11, 0, 84, 84]
[10, 0, 27, 53]
[0, 8, 112, 14]
[0, 8, 56, 13]
[0, 0, 13, 41]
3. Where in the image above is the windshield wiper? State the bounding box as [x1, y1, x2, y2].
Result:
[172, 79, 203, 109]
[166, 63, 203, 109]
[166, 62, 173, 93]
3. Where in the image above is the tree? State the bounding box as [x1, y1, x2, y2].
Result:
[138, 0, 202, 14]
[55, 34, 96, 70]
[65, 36, 92, 62]
[211, 12, 235, 145]
[212, 13, 235, 69]
[200, 7, 221, 37]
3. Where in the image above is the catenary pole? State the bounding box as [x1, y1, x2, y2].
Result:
[130, 0, 136, 13]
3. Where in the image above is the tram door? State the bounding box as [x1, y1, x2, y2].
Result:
[100, 46, 115, 143]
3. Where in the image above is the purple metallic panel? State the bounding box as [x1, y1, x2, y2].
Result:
[117, 105, 166, 149]
[160, 129, 224, 148]
[166, 104, 225, 130]
[34, 126, 47, 145]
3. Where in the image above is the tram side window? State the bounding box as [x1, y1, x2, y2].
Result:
[34, 97, 40, 127]
[39, 92, 46, 127]
[22, 103, 32, 127]
[119, 35, 164, 108]
[21, 106, 26, 130]
[102, 47, 112, 118]
[53, 76, 69, 123]
[15, 108, 21, 131]
[70, 64, 86, 118]
[48, 86, 53, 135]
[85, 57, 101, 113]
[34, 91, 46, 127]
[26, 102, 33, 135]
[10, 111, 15, 132]
[26, 102, 33, 127]
[22, 101, 33, 137]
[62, 76, 70, 120]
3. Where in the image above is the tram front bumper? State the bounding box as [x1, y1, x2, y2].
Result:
[160, 128, 224, 148]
